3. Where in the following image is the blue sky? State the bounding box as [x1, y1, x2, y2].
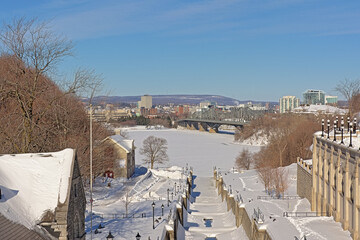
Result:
[1, 0, 360, 101]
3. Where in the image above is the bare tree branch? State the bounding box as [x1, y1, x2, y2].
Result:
[139, 136, 169, 169]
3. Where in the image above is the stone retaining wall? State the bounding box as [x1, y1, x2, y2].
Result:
[214, 170, 272, 240]
[297, 157, 313, 204]
[162, 170, 193, 240]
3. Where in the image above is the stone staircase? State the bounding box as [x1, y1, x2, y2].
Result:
[184, 177, 245, 240]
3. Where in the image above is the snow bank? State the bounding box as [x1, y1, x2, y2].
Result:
[151, 168, 184, 179]
[293, 105, 347, 114]
[240, 129, 269, 146]
[0, 149, 74, 229]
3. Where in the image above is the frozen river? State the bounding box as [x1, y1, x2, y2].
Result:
[127, 126, 261, 176]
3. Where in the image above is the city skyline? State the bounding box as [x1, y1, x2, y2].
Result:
[1, 0, 360, 101]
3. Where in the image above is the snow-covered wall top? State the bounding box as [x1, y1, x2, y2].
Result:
[0, 148, 74, 229]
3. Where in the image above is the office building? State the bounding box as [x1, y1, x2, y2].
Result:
[279, 96, 300, 113]
[138, 95, 152, 109]
[325, 95, 338, 105]
[303, 90, 325, 105]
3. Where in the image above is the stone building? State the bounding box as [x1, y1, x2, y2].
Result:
[102, 135, 135, 178]
[311, 133, 359, 239]
[0, 149, 86, 240]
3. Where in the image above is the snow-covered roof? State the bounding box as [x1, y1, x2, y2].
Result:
[0, 149, 75, 229]
[293, 105, 347, 114]
[109, 135, 134, 153]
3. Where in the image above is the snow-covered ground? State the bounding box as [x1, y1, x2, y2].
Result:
[221, 164, 352, 240]
[85, 127, 352, 239]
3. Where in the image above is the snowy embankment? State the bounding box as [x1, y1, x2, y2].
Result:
[87, 167, 188, 240]
[239, 129, 269, 146]
[220, 164, 352, 240]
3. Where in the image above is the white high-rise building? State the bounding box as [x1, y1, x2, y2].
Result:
[279, 96, 300, 113]
[138, 95, 152, 109]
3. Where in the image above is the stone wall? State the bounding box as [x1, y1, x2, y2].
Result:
[214, 171, 272, 240]
[162, 170, 193, 240]
[40, 151, 86, 240]
[297, 157, 313, 204]
[67, 154, 86, 239]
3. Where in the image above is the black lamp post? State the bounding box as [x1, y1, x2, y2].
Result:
[152, 202, 155, 229]
[161, 204, 164, 216]
[171, 192, 174, 200]
[106, 232, 114, 240]
[174, 182, 177, 194]
[347, 117, 350, 132]
[349, 122, 353, 147]
[327, 120, 330, 139]
[354, 118, 357, 133]
[321, 119, 324, 137]
[336, 116, 339, 130]
[167, 188, 170, 207]
[341, 120, 344, 144]
[136, 232, 141, 240]
[333, 120, 337, 141]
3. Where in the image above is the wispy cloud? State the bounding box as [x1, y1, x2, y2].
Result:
[34, 0, 360, 40]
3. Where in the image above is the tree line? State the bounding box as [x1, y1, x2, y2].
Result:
[0, 17, 110, 180]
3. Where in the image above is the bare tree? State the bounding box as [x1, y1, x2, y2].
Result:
[119, 129, 129, 138]
[0, 17, 73, 152]
[273, 168, 289, 198]
[140, 136, 169, 169]
[257, 167, 274, 194]
[235, 149, 252, 170]
[0, 18, 111, 180]
[335, 79, 360, 117]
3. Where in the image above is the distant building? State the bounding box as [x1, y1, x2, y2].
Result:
[176, 105, 190, 116]
[303, 89, 325, 105]
[102, 135, 135, 179]
[325, 95, 338, 105]
[140, 107, 157, 117]
[279, 96, 300, 113]
[138, 95, 152, 109]
[199, 101, 211, 109]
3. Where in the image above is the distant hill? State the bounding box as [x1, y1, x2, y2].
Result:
[88, 94, 277, 106]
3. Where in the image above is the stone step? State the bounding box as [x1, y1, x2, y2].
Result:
[190, 211, 228, 216]
[188, 226, 237, 233]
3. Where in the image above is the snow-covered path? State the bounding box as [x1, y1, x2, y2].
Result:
[184, 177, 248, 239]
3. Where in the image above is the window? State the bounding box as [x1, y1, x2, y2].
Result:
[74, 183, 77, 198]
